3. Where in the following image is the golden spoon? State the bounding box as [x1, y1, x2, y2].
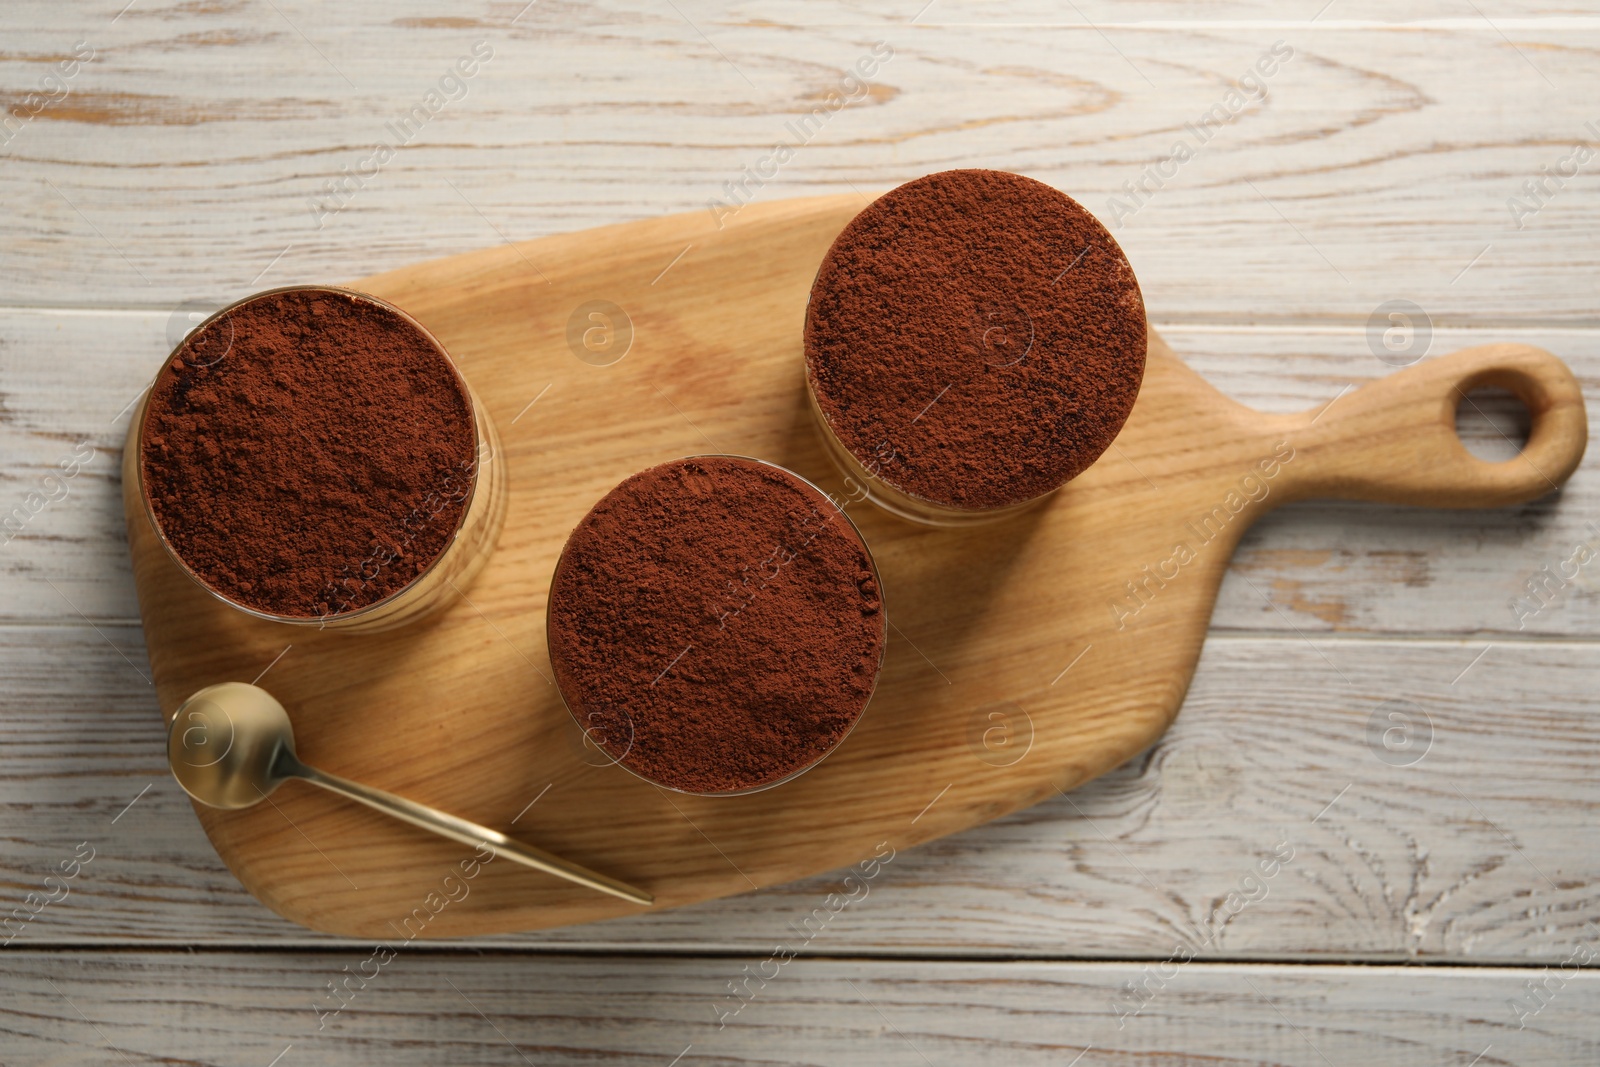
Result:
[166, 682, 651, 906]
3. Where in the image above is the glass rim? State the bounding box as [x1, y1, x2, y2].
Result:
[135, 283, 486, 627]
[545, 453, 888, 797]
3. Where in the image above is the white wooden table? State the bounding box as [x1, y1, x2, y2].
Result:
[3, 3, 1598, 1064]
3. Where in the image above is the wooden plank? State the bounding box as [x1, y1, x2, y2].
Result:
[0, 4, 1596, 323]
[3, 309, 1595, 637]
[4, 623, 1596, 961]
[0, 308, 148, 626]
[3, 951, 1596, 1066]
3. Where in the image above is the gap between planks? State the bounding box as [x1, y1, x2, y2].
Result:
[2, 945, 1590, 970]
[4, 304, 1600, 333]
[2, 620, 1594, 650]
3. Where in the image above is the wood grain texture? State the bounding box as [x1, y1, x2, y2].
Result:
[1, 3, 1598, 323]
[6, 314, 1600, 636]
[6, 624, 1599, 963]
[3, 0, 1599, 1059]
[6, 951, 1599, 1067]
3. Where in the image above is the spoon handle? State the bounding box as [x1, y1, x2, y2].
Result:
[298, 768, 652, 906]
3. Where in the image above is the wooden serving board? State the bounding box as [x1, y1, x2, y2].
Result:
[123, 194, 1588, 938]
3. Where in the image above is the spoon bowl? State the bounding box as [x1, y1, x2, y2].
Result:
[169, 682, 295, 809]
[166, 682, 652, 906]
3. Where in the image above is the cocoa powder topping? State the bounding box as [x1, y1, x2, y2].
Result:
[547, 457, 885, 794]
[805, 168, 1147, 510]
[140, 287, 478, 618]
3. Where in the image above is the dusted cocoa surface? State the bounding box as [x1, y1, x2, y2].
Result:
[805, 168, 1147, 510]
[547, 457, 885, 795]
[140, 287, 477, 618]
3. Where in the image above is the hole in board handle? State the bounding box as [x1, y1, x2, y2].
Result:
[1454, 386, 1532, 463]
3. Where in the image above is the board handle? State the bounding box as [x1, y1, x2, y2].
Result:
[1286, 343, 1588, 508]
